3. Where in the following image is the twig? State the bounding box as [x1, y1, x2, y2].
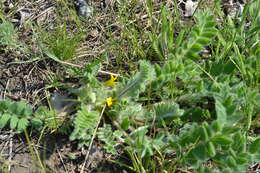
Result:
[8, 133, 13, 172]
[51, 60, 121, 77]
[31, 7, 55, 23]
[3, 79, 10, 100]
[80, 104, 106, 173]
[57, 149, 68, 173]
[0, 141, 9, 155]
[176, 168, 193, 173]
[191, 0, 203, 18]
[99, 70, 121, 77]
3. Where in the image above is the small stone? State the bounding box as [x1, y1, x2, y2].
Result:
[77, 0, 93, 18]
[50, 92, 76, 113]
[185, 0, 198, 17]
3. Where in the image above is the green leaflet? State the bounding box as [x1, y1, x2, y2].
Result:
[129, 126, 153, 158]
[192, 143, 208, 161]
[215, 99, 227, 127]
[10, 115, 19, 129]
[0, 113, 11, 128]
[249, 137, 260, 154]
[17, 118, 29, 132]
[211, 135, 233, 145]
[206, 142, 216, 157]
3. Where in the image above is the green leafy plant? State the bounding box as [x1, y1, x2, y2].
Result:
[40, 23, 82, 61]
[97, 125, 123, 154]
[69, 105, 99, 148]
[0, 20, 19, 49]
[0, 99, 70, 133]
[149, 6, 175, 60]
[1, 1, 259, 172]
[0, 99, 41, 132]
[102, 9, 259, 172]
[34, 106, 65, 132]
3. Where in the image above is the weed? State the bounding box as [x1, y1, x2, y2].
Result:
[0, 0, 259, 172]
[39, 22, 83, 61]
[0, 20, 19, 50]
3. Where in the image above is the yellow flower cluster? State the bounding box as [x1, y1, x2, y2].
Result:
[104, 74, 118, 87]
[104, 74, 118, 107]
[106, 97, 117, 107]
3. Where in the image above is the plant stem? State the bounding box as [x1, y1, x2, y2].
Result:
[80, 104, 106, 173]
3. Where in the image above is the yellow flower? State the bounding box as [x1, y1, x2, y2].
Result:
[104, 74, 118, 87]
[106, 97, 116, 107]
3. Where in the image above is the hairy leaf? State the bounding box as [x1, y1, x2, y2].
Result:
[215, 99, 227, 126]
[117, 60, 155, 98]
[154, 102, 184, 120]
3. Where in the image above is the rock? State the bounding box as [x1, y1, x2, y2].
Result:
[50, 92, 77, 113]
[77, 0, 93, 18]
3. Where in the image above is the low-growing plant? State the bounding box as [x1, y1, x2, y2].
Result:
[65, 8, 260, 173]
[34, 106, 66, 132]
[0, 99, 68, 133]
[39, 23, 82, 61]
[0, 1, 259, 172]
[97, 124, 123, 155]
[69, 105, 99, 148]
[0, 19, 20, 50]
[0, 99, 40, 132]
